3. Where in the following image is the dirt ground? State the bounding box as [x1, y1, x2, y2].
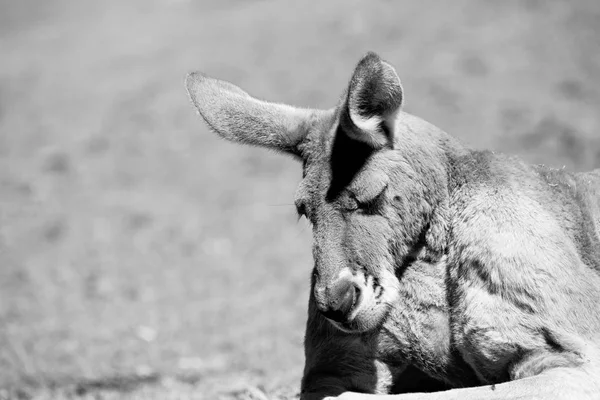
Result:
[1, 0, 599, 399]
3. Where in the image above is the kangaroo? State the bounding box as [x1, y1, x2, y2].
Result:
[186, 52, 600, 399]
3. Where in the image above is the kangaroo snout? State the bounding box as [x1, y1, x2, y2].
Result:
[314, 275, 361, 323]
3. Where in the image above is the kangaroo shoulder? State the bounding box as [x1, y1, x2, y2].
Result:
[448, 152, 578, 261]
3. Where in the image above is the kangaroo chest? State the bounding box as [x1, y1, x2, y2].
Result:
[376, 253, 577, 388]
[375, 259, 480, 387]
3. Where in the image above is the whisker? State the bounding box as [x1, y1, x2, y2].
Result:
[295, 217, 311, 238]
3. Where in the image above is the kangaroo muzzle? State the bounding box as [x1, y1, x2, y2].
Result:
[313, 272, 361, 323]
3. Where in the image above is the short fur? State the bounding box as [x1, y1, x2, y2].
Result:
[186, 53, 600, 400]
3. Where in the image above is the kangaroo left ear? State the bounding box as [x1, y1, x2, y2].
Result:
[185, 72, 318, 157]
[340, 52, 404, 149]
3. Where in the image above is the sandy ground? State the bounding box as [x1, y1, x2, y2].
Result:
[1, 0, 600, 399]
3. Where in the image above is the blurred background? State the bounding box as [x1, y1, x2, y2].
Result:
[1, 0, 599, 399]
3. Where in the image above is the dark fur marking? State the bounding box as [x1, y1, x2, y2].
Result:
[326, 126, 374, 202]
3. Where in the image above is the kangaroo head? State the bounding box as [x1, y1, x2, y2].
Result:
[187, 52, 452, 333]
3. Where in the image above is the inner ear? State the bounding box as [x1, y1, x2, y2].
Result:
[340, 52, 404, 149]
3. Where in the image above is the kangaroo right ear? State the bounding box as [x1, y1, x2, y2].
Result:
[340, 52, 404, 149]
[185, 72, 317, 156]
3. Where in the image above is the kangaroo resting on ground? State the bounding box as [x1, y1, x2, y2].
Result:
[186, 52, 600, 399]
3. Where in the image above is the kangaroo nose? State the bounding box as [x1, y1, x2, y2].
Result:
[316, 278, 357, 323]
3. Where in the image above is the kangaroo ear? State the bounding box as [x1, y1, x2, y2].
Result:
[340, 52, 404, 149]
[185, 72, 315, 156]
